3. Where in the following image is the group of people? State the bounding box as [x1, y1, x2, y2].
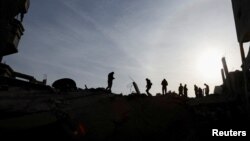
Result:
[105, 72, 209, 98]
[139, 78, 169, 96]
[194, 84, 210, 98]
[178, 83, 188, 97]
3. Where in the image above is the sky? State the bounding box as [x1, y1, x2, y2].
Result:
[4, 0, 249, 96]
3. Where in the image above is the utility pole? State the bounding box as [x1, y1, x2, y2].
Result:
[239, 43, 249, 114]
[221, 68, 226, 85]
[222, 57, 233, 95]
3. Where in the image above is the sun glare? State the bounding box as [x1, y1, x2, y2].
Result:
[196, 48, 223, 82]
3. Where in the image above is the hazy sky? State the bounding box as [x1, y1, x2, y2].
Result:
[5, 0, 248, 96]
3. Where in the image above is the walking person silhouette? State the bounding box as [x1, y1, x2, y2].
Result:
[106, 72, 115, 92]
[146, 78, 152, 96]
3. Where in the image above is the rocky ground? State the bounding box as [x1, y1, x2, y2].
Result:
[0, 87, 249, 141]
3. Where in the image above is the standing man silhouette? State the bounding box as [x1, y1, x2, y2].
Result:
[146, 78, 152, 96]
[194, 85, 198, 98]
[106, 72, 115, 92]
[184, 84, 188, 98]
[161, 79, 168, 95]
[204, 83, 209, 96]
[178, 83, 183, 96]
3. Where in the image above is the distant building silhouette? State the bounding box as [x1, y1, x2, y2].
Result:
[161, 79, 168, 95]
[178, 83, 183, 96]
[146, 78, 152, 96]
[106, 72, 115, 92]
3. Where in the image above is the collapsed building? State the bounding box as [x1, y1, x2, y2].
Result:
[0, 0, 48, 90]
[0, 1, 249, 140]
[217, 57, 250, 99]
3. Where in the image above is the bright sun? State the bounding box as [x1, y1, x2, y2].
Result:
[196, 48, 223, 82]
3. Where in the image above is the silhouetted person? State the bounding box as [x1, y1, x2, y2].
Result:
[198, 87, 203, 97]
[194, 85, 198, 98]
[161, 79, 168, 95]
[184, 84, 188, 98]
[106, 72, 115, 92]
[178, 83, 183, 96]
[146, 78, 152, 96]
[204, 83, 209, 96]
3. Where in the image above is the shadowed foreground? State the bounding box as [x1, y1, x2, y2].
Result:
[0, 89, 249, 141]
